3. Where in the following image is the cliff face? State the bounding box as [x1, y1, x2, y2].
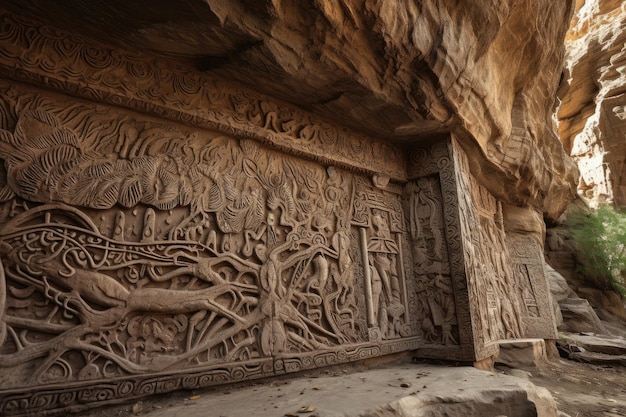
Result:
[559, 0, 626, 207]
[2, 0, 578, 219]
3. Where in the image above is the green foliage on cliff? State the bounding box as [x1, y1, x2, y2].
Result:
[567, 205, 626, 297]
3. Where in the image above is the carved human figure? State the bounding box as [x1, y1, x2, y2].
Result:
[366, 212, 405, 338]
[408, 178, 444, 262]
[331, 228, 354, 305]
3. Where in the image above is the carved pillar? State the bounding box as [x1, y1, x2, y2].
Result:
[407, 136, 480, 361]
[407, 135, 549, 362]
[502, 205, 557, 339]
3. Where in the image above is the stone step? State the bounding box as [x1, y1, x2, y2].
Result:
[496, 338, 549, 369]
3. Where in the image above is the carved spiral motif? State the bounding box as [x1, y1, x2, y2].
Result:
[58, 391, 76, 405]
[30, 393, 54, 409]
[136, 382, 157, 396]
[157, 379, 180, 393]
[230, 367, 246, 381]
[198, 374, 214, 387]
[116, 381, 135, 397]
[181, 375, 199, 389]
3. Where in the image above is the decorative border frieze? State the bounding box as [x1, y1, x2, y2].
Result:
[0, 338, 419, 417]
[0, 10, 406, 181]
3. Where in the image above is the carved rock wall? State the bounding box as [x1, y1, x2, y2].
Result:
[558, 0, 626, 207]
[0, 4, 569, 415]
[0, 81, 422, 415]
[0, 81, 557, 415]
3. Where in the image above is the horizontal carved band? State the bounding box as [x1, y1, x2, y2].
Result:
[0, 10, 407, 181]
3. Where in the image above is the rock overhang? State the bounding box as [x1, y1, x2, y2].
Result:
[1, 0, 579, 221]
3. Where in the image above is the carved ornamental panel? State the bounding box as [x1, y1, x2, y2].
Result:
[408, 138, 537, 360]
[506, 232, 557, 339]
[0, 82, 421, 416]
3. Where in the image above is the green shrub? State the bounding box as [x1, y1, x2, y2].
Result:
[566, 204, 626, 297]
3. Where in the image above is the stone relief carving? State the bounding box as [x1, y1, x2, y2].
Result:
[0, 79, 555, 415]
[405, 176, 458, 346]
[0, 85, 420, 415]
[407, 139, 478, 361]
[452, 142, 524, 345]
[351, 178, 415, 341]
[0, 11, 406, 181]
[506, 232, 557, 338]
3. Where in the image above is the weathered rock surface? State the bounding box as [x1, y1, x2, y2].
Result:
[127, 363, 559, 417]
[545, 213, 626, 336]
[557, 332, 626, 366]
[558, 0, 626, 207]
[1, 0, 578, 220]
[561, 332, 626, 356]
[546, 264, 575, 303]
[496, 339, 549, 369]
[558, 298, 608, 334]
[544, 260, 606, 333]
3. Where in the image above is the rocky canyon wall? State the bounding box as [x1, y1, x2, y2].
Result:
[558, 0, 626, 207]
[0, 2, 577, 415]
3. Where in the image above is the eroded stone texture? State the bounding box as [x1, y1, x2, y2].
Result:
[558, 0, 626, 206]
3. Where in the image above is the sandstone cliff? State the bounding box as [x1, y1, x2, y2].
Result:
[559, 0, 626, 207]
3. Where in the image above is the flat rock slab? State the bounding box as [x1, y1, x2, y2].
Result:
[568, 351, 626, 366]
[138, 364, 558, 417]
[560, 332, 626, 356]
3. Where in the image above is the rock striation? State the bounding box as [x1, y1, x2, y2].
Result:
[558, 0, 626, 207]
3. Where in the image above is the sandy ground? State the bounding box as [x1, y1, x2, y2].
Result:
[505, 358, 626, 417]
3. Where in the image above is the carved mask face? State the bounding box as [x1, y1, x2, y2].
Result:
[255, 244, 268, 262]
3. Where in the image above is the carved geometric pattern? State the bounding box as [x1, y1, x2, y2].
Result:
[506, 233, 557, 339]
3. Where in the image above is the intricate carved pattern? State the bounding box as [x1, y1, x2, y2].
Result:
[405, 176, 459, 346]
[351, 178, 416, 341]
[408, 139, 476, 361]
[0, 11, 406, 181]
[0, 85, 418, 415]
[452, 140, 523, 347]
[506, 233, 556, 338]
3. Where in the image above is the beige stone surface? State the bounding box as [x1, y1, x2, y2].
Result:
[496, 339, 549, 369]
[558, 298, 608, 335]
[129, 363, 558, 417]
[558, 0, 626, 207]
